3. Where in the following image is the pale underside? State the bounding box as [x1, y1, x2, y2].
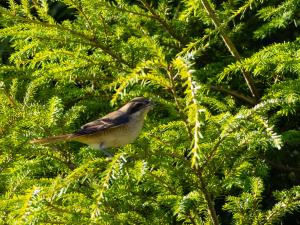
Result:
[73, 120, 144, 150]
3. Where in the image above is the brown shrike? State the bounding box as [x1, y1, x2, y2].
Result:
[31, 97, 153, 156]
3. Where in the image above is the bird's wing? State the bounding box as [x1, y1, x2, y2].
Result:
[74, 111, 129, 135]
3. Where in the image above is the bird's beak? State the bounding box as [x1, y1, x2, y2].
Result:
[146, 99, 154, 109]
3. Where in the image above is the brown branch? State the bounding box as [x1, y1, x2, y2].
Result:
[40, 221, 65, 224]
[195, 169, 220, 225]
[45, 201, 89, 217]
[166, 70, 182, 116]
[148, 172, 177, 194]
[166, 68, 192, 139]
[43, 150, 75, 170]
[200, 0, 259, 100]
[0, 156, 14, 173]
[1, 87, 17, 108]
[30, 36, 131, 74]
[8, 12, 132, 67]
[188, 214, 198, 225]
[69, 0, 93, 31]
[262, 157, 300, 172]
[113, 5, 157, 20]
[210, 85, 257, 106]
[199, 136, 224, 172]
[42, 145, 76, 170]
[39, 21, 131, 67]
[139, 0, 188, 47]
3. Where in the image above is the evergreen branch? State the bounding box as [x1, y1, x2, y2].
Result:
[42, 148, 75, 170]
[0, 9, 131, 67]
[166, 68, 192, 138]
[173, 58, 203, 166]
[91, 153, 127, 218]
[226, 0, 260, 26]
[110, 60, 172, 103]
[262, 157, 300, 172]
[112, 4, 157, 20]
[27, 19, 131, 67]
[40, 221, 65, 224]
[172, 58, 220, 224]
[139, 0, 188, 47]
[195, 169, 220, 225]
[263, 193, 300, 224]
[68, 0, 94, 32]
[18, 186, 40, 223]
[30, 37, 129, 72]
[210, 85, 257, 105]
[148, 172, 177, 194]
[0, 85, 18, 108]
[200, 0, 259, 99]
[199, 136, 225, 171]
[199, 98, 283, 172]
[45, 201, 78, 215]
[167, 69, 182, 115]
[98, 10, 110, 40]
[145, 136, 196, 176]
[188, 214, 198, 225]
[0, 156, 14, 173]
[47, 158, 105, 200]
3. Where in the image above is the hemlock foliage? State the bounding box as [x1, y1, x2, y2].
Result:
[0, 0, 299, 224]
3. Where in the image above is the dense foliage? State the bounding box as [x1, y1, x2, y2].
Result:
[0, 0, 299, 224]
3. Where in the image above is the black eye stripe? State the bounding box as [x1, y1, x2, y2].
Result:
[130, 102, 145, 114]
[135, 102, 144, 107]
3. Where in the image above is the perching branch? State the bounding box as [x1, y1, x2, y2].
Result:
[200, 0, 260, 100]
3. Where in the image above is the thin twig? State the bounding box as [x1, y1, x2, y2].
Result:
[262, 157, 300, 172]
[139, 0, 187, 47]
[32, 36, 131, 74]
[8, 13, 131, 67]
[112, 5, 157, 20]
[210, 85, 257, 106]
[39, 221, 65, 224]
[45, 200, 90, 217]
[166, 68, 192, 139]
[1, 87, 17, 108]
[200, 0, 259, 100]
[199, 136, 225, 172]
[188, 214, 198, 225]
[148, 172, 177, 194]
[69, 0, 93, 31]
[195, 169, 220, 225]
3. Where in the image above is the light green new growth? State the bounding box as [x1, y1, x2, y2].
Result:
[0, 0, 299, 224]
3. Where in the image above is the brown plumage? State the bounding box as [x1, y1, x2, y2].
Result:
[31, 134, 74, 144]
[31, 97, 153, 154]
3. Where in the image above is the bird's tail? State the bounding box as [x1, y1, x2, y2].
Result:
[30, 134, 74, 144]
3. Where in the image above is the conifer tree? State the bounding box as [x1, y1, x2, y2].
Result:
[0, 0, 299, 224]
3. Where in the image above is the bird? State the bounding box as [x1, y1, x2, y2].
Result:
[31, 97, 153, 156]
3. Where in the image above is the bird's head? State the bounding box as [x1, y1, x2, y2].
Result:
[120, 97, 153, 118]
